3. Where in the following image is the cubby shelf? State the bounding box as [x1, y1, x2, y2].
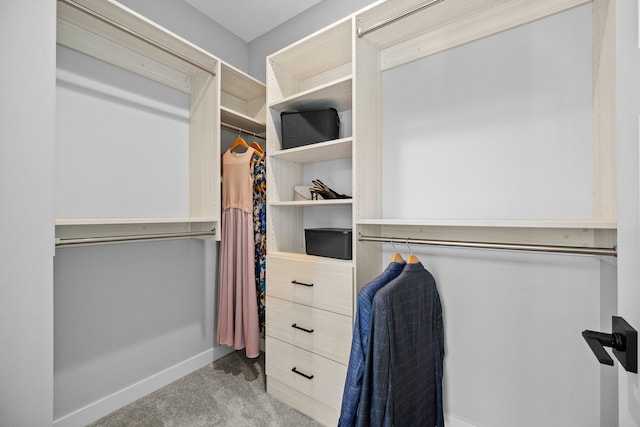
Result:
[270, 137, 352, 163]
[268, 76, 353, 112]
[268, 199, 353, 207]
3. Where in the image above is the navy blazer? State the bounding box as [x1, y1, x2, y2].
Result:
[357, 262, 444, 427]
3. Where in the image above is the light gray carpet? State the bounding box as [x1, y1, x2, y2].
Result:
[89, 351, 323, 427]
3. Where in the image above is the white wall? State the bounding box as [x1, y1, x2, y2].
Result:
[54, 240, 216, 420]
[0, 2, 56, 426]
[248, 0, 376, 82]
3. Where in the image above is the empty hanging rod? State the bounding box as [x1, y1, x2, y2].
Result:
[358, 234, 617, 257]
[58, 0, 216, 76]
[357, 0, 447, 38]
[220, 122, 266, 140]
[56, 230, 216, 247]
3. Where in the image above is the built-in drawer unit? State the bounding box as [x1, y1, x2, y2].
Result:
[265, 253, 353, 425]
[265, 255, 353, 316]
[266, 296, 351, 364]
[266, 336, 348, 411]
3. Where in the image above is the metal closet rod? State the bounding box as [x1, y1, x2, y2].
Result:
[59, 0, 216, 76]
[56, 230, 216, 247]
[221, 122, 266, 140]
[358, 234, 618, 257]
[357, 0, 447, 38]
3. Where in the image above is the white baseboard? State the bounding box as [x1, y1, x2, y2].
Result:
[54, 346, 234, 427]
[446, 413, 480, 427]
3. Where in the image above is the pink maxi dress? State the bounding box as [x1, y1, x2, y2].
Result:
[216, 147, 260, 358]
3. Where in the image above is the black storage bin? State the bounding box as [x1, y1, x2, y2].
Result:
[281, 108, 340, 149]
[304, 228, 352, 260]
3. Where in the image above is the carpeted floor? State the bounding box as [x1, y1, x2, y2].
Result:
[89, 351, 323, 427]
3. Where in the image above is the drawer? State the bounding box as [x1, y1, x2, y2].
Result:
[266, 336, 347, 411]
[266, 255, 353, 316]
[266, 296, 352, 364]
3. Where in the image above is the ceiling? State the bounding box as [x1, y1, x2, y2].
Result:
[183, 0, 324, 43]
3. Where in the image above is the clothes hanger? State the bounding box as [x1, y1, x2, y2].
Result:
[229, 135, 249, 153]
[406, 238, 419, 264]
[250, 141, 264, 159]
[250, 140, 264, 154]
[390, 238, 404, 263]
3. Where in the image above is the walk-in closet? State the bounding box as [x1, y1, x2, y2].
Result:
[3, 0, 640, 426]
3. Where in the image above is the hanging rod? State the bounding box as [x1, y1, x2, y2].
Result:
[358, 234, 617, 257]
[56, 230, 216, 247]
[221, 122, 266, 140]
[58, 0, 216, 76]
[357, 0, 447, 38]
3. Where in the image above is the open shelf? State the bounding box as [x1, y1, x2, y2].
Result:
[268, 76, 352, 112]
[220, 62, 266, 132]
[270, 137, 352, 163]
[355, 218, 617, 229]
[269, 199, 353, 207]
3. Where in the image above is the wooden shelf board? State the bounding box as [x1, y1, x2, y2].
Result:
[55, 217, 217, 226]
[268, 199, 353, 207]
[355, 218, 617, 229]
[220, 107, 266, 134]
[270, 137, 352, 163]
[269, 76, 352, 112]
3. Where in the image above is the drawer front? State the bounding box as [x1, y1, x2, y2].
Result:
[266, 336, 347, 411]
[266, 296, 352, 365]
[266, 255, 353, 316]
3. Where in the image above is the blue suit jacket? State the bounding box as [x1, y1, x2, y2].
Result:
[357, 262, 444, 427]
[338, 261, 406, 427]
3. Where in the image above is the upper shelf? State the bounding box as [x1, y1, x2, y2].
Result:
[268, 76, 352, 112]
[57, 0, 218, 93]
[220, 62, 266, 131]
[268, 17, 353, 105]
[356, 0, 591, 70]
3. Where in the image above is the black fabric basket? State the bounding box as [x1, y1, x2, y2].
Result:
[304, 228, 352, 260]
[281, 108, 340, 149]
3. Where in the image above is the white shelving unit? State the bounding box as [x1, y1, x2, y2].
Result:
[265, 0, 617, 424]
[55, 0, 265, 244]
[264, 16, 356, 427]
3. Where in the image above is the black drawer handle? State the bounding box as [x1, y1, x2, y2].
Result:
[291, 323, 314, 333]
[291, 280, 314, 287]
[291, 367, 314, 380]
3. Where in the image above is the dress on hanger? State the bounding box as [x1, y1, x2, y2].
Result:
[252, 154, 266, 334]
[217, 146, 260, 358]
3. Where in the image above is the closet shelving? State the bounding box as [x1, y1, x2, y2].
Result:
[265, 16, 354, 256]
[265, 0, 617, 424]
[352, 0, 617, 288]
[265, 15, 355, 426]
[55, 0, 265, 244]
[220, 62, 266, 134]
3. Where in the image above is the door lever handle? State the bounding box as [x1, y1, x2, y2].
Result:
[582, 330, 619, 366]
[582, 316, 637, 373]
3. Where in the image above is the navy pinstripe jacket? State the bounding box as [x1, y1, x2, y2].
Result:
[356, 262, 444, 427]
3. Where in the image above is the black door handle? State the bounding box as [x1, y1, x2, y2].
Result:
[582, 316, 637, 373]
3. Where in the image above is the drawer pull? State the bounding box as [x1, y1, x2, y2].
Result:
[291, 323, 314, 333]
[291, 367, 314, 380]
[291, 280, 314, 287]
